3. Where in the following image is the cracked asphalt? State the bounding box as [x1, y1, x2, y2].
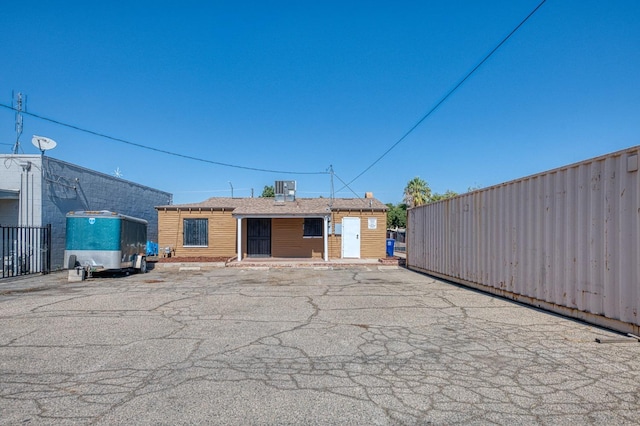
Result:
[1, 266, 639, 425]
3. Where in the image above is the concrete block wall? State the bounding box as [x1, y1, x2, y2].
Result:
[41, 157, 172, 270]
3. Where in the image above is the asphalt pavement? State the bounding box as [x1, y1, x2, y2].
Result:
[1, 265, 639, 424]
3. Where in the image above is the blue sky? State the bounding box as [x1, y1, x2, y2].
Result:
[2, 1, 639, 205]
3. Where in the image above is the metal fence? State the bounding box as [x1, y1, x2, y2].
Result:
[1, 225, 52, 279]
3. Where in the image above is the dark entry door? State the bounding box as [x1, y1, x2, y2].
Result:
[247, 218, 271, 257]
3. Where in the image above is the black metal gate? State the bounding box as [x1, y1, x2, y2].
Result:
[247, 218, 271, 257]
[1, 225, 51, 279]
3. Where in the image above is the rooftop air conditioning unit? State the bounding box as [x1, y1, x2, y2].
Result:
[275, 180, 296, 202]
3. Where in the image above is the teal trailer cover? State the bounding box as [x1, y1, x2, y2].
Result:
[66, 216, 121, 251]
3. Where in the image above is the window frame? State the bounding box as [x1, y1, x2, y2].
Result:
[183, 218, 209, 247]
[303, 217, 324, 238]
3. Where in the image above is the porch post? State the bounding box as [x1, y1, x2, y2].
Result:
[236, 217, 242, 262]
[323, 215, 329, 262]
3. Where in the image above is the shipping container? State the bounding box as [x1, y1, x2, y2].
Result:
[64, 210, 148, 274]
[407, 146, 640, 334]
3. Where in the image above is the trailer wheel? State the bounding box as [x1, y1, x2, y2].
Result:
[138, 257, 147, 274]
[68, 255, 77, 270]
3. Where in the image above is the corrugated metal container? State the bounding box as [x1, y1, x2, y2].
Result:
[407, 146, 640, 334]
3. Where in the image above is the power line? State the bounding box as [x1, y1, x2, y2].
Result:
[0, 103, 328, 175]
[332, 172, 363, 199]
[338, 0, 548, 192]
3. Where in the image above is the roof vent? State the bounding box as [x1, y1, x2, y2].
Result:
[275, 180, 296, 202]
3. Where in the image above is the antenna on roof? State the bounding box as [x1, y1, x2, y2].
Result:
[328, 165, 334, 203]
[12, 91, 26, 154]
[31, 135, 57, 155]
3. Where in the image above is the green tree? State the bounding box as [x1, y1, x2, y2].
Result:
[430, 189, 458, 202]
[403, 177, 431, 208]
[260, 185, 275, 198]
[386, 203, 407, 229]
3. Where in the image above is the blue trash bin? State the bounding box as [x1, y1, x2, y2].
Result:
[146, 241, 159, 256]
[386, 239, 395, 257]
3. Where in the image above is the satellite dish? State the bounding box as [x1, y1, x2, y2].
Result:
[31, 135, 57, 153]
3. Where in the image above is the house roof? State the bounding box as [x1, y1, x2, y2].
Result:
[156, 197, 387, 217]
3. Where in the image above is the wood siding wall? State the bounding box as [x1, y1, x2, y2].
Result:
[328, 210, 387, 259]
[158, 209, 236, 258]
[272, 218, 323, 258]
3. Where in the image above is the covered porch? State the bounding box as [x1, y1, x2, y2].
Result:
[233, 214, 331, 262]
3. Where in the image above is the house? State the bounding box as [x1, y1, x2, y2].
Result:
[0, 154, 172, 270]
[155, 193, 388, 261]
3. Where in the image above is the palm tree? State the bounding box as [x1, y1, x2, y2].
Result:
[403, 177, 431, 208]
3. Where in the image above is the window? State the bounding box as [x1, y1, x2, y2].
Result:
[183, 218, 208, 246]
[303, 218, 323, 237]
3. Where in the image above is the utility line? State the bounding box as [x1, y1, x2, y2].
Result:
[332, 172, 363, 199]
[337, 0, 547, 192]
[0, 103, 328, 175]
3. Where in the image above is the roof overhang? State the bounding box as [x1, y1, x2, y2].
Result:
[155, 205, 235, 212]
[0, 189, 19, 200]
[155, 197, 388, 214]
[232, 213, 331, 219]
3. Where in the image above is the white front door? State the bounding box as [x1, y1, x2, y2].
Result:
[341, 217, 360, 258]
